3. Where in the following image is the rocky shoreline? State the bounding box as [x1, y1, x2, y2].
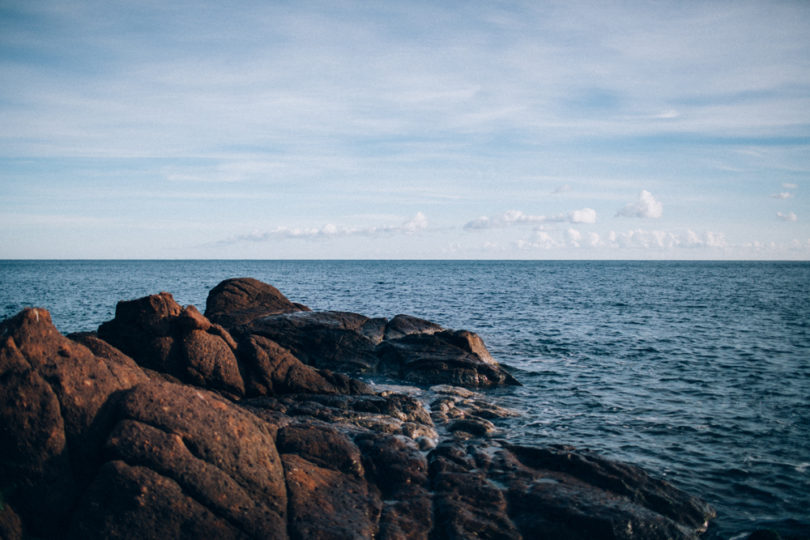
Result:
[1, 277, 715, 539]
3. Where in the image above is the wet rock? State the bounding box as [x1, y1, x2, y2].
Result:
[355, 432, 432, 540]
[205, 277, 309, 328]
[430, 443, 522, 539]
[98, 296, 244, 396]
[377, 331, 519, 387]
[432, 441, 717, 540]
[447, 417, 498, 438]
[244, 391, 437, 444]
[503, 444, 716, 534]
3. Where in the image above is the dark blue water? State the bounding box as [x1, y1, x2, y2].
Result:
[2, 260, 809, 539]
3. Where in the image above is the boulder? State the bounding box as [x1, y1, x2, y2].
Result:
[205, 277, 309, 328]
[98, 295, 244, 396]
[0, 308, 147, 537]
[78, 379, 288, 539]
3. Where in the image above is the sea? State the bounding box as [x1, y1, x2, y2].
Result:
[1, 260, 809, 539]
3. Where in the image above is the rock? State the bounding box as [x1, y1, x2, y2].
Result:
[282, 453, 381, 540]
[230, 279, 517, 388]
[98, 295, 245, 396]
[277, 421, 365, 478]
[355, 432, 432, 540]
[95, 379, 288, 538]
[68, 460, 245, 540]
[0, 308, 147, 537]
[238, 334, 371, 397]
[384, 314, 444, 341]
[245, 311, 381, 373]
[377, 331, 520, 387]
[0, 504, 23, 540]
[243, 391, 437, 444]
[430, 443, 522, 539]
[447, 417, 497, 438]
[205, 277, 309, 328]
[503, 444, 716, 533]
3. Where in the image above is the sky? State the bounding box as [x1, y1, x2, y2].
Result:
[1, 0, 809, 259]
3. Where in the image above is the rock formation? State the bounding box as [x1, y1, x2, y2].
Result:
[0, 278, 715, 539]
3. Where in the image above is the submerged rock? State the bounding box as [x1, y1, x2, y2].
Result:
[0, 278, 716, 539]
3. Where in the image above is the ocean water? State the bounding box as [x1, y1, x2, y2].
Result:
[1, 259, 809, 539]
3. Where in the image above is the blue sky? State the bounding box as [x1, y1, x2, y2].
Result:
[1, 0, 809, 259]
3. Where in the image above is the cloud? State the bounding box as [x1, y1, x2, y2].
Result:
[607, 229, 727, 249]
[519, 227, 726, 250]
[782, 183, 798, 189]
[777, 211, 797, 222]
[771, 192, 793, 199]
[219, 212, 428, 244]
[616, 190, 663, 219]
[552, 184, 572, 194]
[464, 207, 597, 230]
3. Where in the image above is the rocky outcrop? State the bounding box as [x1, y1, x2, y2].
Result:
[0, 279, 716, 539]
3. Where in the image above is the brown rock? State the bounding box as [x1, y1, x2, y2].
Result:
[0, 504, 24, 540]
[238, 334, 369, 396]
[100, 379, 288, 537]
[277, 421, 365, 477]
[98, 296, 245, 396]
[180, 329, 244, 396]
[0, 308, 148, 537]
[205, 277, 309, 328]
[282, 453, 381, 540]
[68, 460, 244, 540]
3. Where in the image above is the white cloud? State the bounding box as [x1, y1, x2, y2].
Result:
[606, 228, 726, 249]
[782, 183, 798, 189]
[515, 227, 730, 252]
[566, 228, 582, 247]
[616, 190, 663, 219]
[777, 211, 798, 222]
[569, 207, 597, 224]
[464, 207, 597, 230]
[771, 192, 793, 199]
[219, 212, 429, 244]
[552, 184, 572, 194]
